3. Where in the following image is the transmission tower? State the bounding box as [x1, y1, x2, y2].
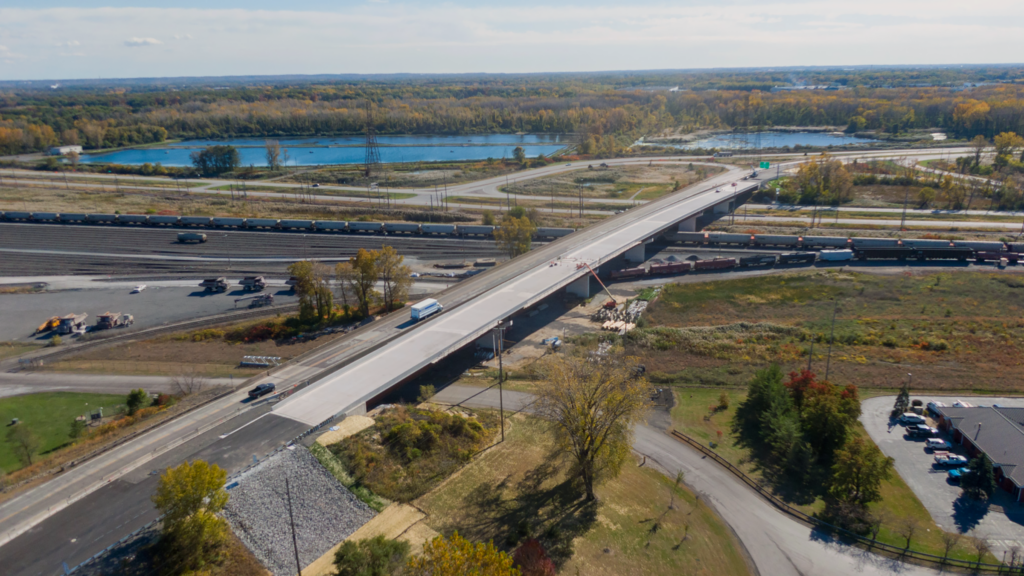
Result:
[363, 100, 382, 178]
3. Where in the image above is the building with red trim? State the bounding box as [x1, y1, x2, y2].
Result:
[933, 406, 1024, 502]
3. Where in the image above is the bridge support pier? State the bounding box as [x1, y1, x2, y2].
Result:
[677, 216, 697, 232]
[625, 243, 646, 264]
[713, 200, 731, 214]
[566, 275, 591, 298]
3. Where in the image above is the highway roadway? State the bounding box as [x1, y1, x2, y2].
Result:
[0, 160, 757, 575]
[0, 148, 976, 574]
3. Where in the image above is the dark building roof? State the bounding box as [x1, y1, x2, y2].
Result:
[936, 406, 1024, 486]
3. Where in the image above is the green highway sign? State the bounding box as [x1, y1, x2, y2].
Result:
[759, 161, 770, 169]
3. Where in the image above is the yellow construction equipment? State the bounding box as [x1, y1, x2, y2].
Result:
[34, 316, 60, 334]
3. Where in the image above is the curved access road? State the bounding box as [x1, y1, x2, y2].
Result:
[432, 384, 940, 576]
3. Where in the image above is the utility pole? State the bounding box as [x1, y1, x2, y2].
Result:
[900, 187, 909, 231]
[285, 477, 301, 576]
[492, 320, 512, 442]
[825, 299, 838, 381]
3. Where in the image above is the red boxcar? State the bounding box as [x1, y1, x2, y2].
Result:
[694, 258, 737, 271]
[610, 267, 647, 279]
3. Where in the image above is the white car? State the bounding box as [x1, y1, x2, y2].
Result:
[899, 412, 926, 424]
[926, 439, 952, 451]
[953, 400, 974, 408]
[131, 284, 146, 293]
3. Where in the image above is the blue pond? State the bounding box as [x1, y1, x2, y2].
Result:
[81, 134, 568, 167]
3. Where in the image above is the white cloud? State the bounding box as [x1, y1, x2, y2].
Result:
[124, 37, 162, 47]
[56, 40, 80, 47]
[0, 4, 1019, 79]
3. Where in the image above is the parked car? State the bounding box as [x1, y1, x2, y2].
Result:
[248, 382, 277, 399]
[907, 425, 939, 437]
[948, 467, 972, 482]
[131, 284, 146, 293]
[934, 454, 969, 467]
[926, 401, 946, 415]
[925, 439, 952, 451]
[899, 412, 926, 424]
[953, 400, 974, 408]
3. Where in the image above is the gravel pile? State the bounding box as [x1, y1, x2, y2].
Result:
[590, 299, 648, 323]
[223, 446, 376, 576]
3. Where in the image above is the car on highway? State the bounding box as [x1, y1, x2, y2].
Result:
[899, 412, 926, 424]
[934, 454, 969, 467]
[565, 163, 571, 166]
[925, 438, 952, 451]
[248, 382, 277, 399]
[131, 284, 146, 293]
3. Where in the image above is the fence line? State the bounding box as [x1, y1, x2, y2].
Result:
[669, 429, 1018, 574]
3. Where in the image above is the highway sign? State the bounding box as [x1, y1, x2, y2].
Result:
[759, 161, 770, 169]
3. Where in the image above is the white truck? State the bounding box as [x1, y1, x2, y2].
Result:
[410, 298, 443, 321]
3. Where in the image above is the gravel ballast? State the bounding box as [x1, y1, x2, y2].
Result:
[223, 446, 376, 576]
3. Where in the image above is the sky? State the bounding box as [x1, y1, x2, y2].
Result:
[0, 0, 1021, 81]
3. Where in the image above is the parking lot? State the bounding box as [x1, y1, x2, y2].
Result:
[862, 395, 1024, 557]
[0, 280, 300, 343]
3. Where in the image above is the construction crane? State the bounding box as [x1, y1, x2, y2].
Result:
[581, 262, 619, 309]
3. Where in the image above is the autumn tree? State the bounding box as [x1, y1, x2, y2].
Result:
[512, 146, 526, 164]
[538, 355, 650, 501]
[265, 139, 282, 170]
[375, 246, 412, 312]
[512, 539, 556, 576]
[152, 460, 229, 572]
[994, 132, 1024, 160]
[408, 532, 519, 576]
[830, 436, 894, 505]
[793, 156, 853, 205]
[917, 186, 936, 208]
[494, 215, 536, 258]
[6, 424, 40, 467]
[337, 248, 379, 317]
[190, 145, 240, 176]
[334, 535, 410, 576]
[970, 135, 988, 169]
[288, 260, 334, 323]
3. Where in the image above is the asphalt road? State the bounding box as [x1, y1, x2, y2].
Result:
[432, 384, 942, 576]
[862, 396, 1024, 559]
[0, 400, 308, 576]
[0, 373, 233, 398]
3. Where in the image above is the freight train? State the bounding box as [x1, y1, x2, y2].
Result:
[675, 231, 1023, 253]
[609, 243, 1022, 280]
[0, 211, 574, 240]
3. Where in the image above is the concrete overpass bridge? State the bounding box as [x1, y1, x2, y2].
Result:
[273, 167, 760, 426]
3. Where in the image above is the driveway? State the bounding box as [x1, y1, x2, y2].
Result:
[862, 396, 1024, 558]
[435, 384, 942, 576]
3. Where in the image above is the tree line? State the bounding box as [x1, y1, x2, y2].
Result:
[6, 72, 1024, 156]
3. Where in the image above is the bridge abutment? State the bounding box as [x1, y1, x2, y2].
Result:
[566, 275, 591, 298]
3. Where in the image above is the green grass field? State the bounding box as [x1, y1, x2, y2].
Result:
[416, 415, 751, 575]
[638, 270, 1024, 392]
[0, 392, 126, 473]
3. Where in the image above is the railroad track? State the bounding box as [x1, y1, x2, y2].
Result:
[0, 223, 512, 276]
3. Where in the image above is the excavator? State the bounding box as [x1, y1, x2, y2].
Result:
[34, 316, 60, 334]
